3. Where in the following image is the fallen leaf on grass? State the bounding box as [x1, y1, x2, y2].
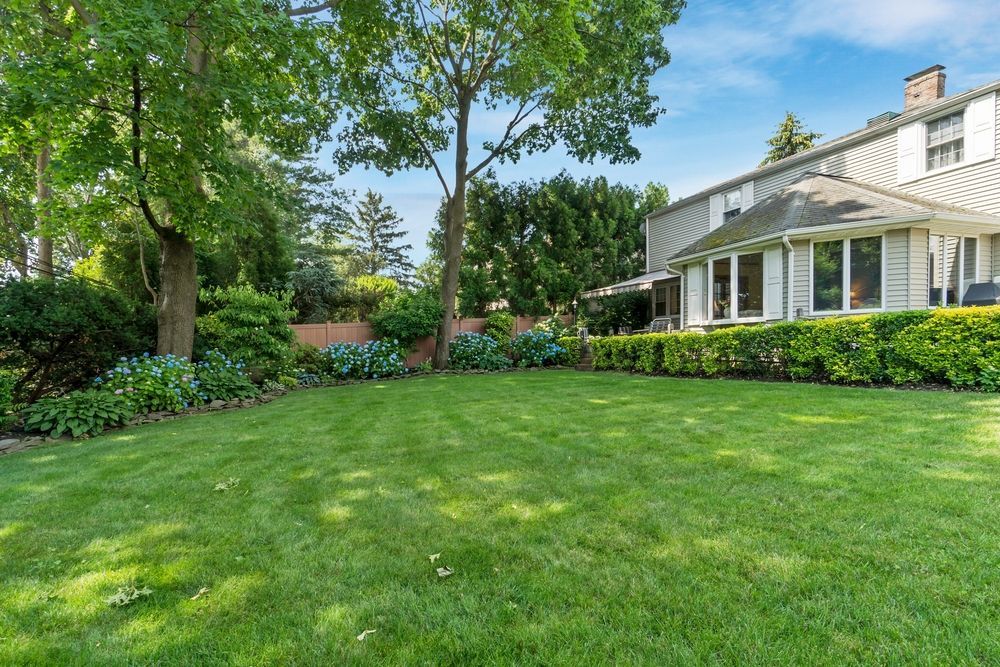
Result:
[214, 478, 240, 492]
[106, 585, 153, 607]
[356, 629, 377, 641]
[436, 566, 454, 578]
[428, 553, 441, 563]
[190, 587, 210, 600]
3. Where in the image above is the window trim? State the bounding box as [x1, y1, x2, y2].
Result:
[809, 234, 887, 316]
[924, 109, 966, 174]
[722, 188, 742, 222]
[653, 286, 667, 318]
[706, 249, 767, 324]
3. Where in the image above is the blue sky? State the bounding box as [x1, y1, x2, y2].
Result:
[320, 0, 1000, 263]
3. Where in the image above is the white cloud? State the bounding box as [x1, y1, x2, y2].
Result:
[788, 0, 1000, 53]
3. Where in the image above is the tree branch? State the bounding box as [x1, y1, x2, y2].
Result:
[130, 65, 165, 236]
[37, 2, 73, 38]
[68, 0, 97, 26]
[466, 98, 541, 179]
[285, 0, 339, 17]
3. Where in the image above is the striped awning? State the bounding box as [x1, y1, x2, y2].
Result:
[580, 269, 677, 299]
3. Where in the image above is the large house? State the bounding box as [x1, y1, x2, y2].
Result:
[583, 65, 1000, 331]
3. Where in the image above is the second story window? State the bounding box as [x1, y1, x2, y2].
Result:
[722, 189, 742, 222]
[926, 111, 964, 172]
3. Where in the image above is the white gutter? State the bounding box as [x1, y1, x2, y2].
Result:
[781, 235, 794, 321]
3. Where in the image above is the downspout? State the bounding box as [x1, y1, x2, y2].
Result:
[782, 235, 794, 321]
[665, 262, 682, 331]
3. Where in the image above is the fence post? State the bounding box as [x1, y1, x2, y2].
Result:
[324, 321, 331, 347]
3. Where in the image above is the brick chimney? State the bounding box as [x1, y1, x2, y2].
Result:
[904, 65, 946, 112]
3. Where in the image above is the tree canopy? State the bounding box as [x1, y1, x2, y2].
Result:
[332, 0, 684, 366]
[760, 112, 823, 166]
[444, 171, 667, 316]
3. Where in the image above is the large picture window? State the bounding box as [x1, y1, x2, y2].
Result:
[708, 251, 764, 321]
[812, 236, 882, 313]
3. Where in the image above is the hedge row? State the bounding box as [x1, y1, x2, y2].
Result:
[590, 306, 1000, 390]
[556, 336, 582, 366]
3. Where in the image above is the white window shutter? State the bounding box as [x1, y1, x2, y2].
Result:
[897, 122, 920, 183]
[764, 245, 783, 320]
[968, 93, 996, 162]
[686, 264, 703, 324]
[741, 181, 754, 211]
[709, 194, 723, 230]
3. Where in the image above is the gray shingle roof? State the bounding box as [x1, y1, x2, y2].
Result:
[669, 173, 994, 261]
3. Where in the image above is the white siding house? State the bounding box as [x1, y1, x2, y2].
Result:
[601, 65, 1000, 331]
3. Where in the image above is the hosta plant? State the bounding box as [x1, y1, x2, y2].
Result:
[22, 390, 135, 438]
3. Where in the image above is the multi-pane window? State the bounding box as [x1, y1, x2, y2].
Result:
[722, 189, 742, 222]
[926, 111, 964, 172]
[812, 236, 882, 313]
[709, 252, 764, 321]
[668, 284, 681, 316]
[654, 287, 667, 317]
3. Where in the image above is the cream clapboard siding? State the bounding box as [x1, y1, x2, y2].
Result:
[791, 239, 810, 316]
[979, 234, 993, 282]
[647, 198, 710, 271]
[649, 92, 1000, 274]
[885, 229, 910, 310]
[909, 229, 929, 309]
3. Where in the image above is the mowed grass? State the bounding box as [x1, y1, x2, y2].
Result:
[2, 371, 1000, 665]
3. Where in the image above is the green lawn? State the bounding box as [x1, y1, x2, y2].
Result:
[3, 372, 1000, 664]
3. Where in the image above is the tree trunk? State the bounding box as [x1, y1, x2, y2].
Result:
[156, 228, 198, 359]
[35, 144, 54, 279]
[433, 102, 471, 370]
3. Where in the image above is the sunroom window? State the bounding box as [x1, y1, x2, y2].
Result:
[929, 235, 978, 306]
[709, 251, 764, 321]
[654, 287, 667, 317]
[812, 236, 882, 313]
[926, 111, 964, 172]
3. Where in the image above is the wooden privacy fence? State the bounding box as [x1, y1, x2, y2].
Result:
[290, 315, 573, 367]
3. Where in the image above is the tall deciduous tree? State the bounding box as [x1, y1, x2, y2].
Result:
[759, 112, 823, 166]
[345, 190, 416, 284]
[0, 0, 339, 357]
[333, 0, 683, 368]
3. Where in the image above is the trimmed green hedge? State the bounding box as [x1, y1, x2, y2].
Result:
[590, 306, 1000, 390]
[556, 336, 582, 366]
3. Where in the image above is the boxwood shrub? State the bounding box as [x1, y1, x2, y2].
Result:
[556, 336, 582, 366]
[590, 306, 1000, 390]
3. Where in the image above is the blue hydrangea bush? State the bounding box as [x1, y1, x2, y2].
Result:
[96, 353, 203, 412]
[319, 340, 407, 380]
[94, 350, 257, 413]
[513, 330, 566, 367]
[448, 333, 512, 371]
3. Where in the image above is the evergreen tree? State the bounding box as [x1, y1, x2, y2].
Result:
[345, 190, 415, 285]
[760, 112, 823, 166]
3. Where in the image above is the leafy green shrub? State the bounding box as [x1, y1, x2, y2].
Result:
[448, 333, 511, 371]
[590, 306, 1000, 391]
[0, 278, 154, 403]
[197, 285, 296, 377]
[370, 289, 443, 349]
[22, 390, 135, 438]
[0, 370, 16, 431]
[512, 330, 564, 367]
[891, 307, 1000, 387]
[97, 353, 203, 413]
[533, 315, 574, 338]
[195, 350, 260, 402]
[319, 340, 407, 380]
[556, 336, 582, 366]
[484, 311, 515, 354]
[291, 343, 323, 375]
